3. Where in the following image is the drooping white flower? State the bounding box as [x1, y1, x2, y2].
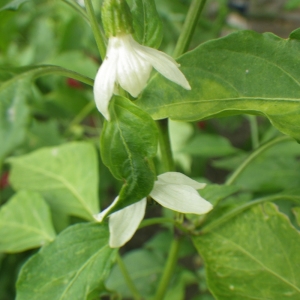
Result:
[94, 172, 212, 248]
[93, 34, 191, 120]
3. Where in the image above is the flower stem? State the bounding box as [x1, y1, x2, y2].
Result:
[84, 0, 107, 60]
[139, 217, 190, 234]
[62, 0, 89, 23]
[116, 252, 142, 300]
[68, 101, 97, 130]
[153, 2, 208, 298]
[157, 119, 175, 172]
[153, 237, 182, 300]
[248, 115, 259, 149]
[225, 135, 291, 185]
[173, 0, 207, 58]
[32, 65, 94, 86]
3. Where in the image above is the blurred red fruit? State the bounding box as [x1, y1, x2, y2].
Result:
[66, 78, 83, 89]
[197, 121, 206, 129]
[0, 172, 9, 190]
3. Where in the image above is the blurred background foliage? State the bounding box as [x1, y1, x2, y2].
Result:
[1, 0, 300, 299]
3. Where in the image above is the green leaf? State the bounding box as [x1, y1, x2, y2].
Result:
[16, 223, 116, 300]
[293, 207, 300, 226]
[100, 96, 157, 214]
[0, 71, 30, 164]
[106, 249, 163, 298]
[131, 0, 163, 48]
[285, 0, 300, 10]
[290, 28, 300, 40]
[0, 190, 56, 253]
[0, 0, 29, 12]
[136, 30, 300, 141]
[231, 139, 300, 193]
[46, 51, 98, 79]
[182, 134, 240, 157]
[199, 184, 240, 206]
[0, 65, 93, 163]
[164, 270, 197, 300]
[8, 142, 99, 220]
[193, 203, 300, 300]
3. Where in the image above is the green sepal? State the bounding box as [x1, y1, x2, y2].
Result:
[100, 96, 158, 216]
[101, 0, 133, 37]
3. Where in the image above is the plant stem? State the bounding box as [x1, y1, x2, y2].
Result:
[173, 0, 207, 57]
[33, 65, 94, 86]
[153, 237, 182, 300]
[157, 0, 208, 173]
[139, 217, 174, 229]
[68, 101, 97, 129]
[116, 252, 141, 300]
[200, 194, 300, 234]
[84, 0, 107, 60]
[153, 2, 208, 298]
[139, 217, 190, 234]
[157, 119, 175, 172]
[248, 115, 259, 149]
[225, 135, 291, 185]
[62, 0, 89, 23]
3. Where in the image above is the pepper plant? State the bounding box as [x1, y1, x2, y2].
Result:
[0, 0, 300, 299]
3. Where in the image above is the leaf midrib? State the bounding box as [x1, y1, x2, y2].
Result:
[58, 245, 111, 300]
[0, 221, 54, 241]
[12, 162, 94, 217]
[214, 232, 300, 293]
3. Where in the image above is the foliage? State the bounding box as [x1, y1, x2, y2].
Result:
[0, 0, 300, 299]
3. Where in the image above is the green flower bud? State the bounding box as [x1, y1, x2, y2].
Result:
[101, 0, 133, 37]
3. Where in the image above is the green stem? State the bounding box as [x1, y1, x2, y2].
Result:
[116, 252, 142, 300]
[201, 194, 300, 234]
[153, 237, 182, 300]
[248, 115, 259, 149]
[226, 135, 291, 185]
[157, 0, 208, 172]
[153, 2, 208, 298]
[84, 0, 107, 60]
[62, 0, 89, 23]
[173, 0, 207, 57]
[139, 217, 174, 229]
[32, 65, 94, 86]
[157, 119, 175, 172]
[68, 101, 96, 129]
[139, 217, 190, 234]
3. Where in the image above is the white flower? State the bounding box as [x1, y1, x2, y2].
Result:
[94, 172, 213, 248]
[93, 34, 191, 120]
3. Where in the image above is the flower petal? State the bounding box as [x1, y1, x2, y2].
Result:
[108, 198, 147, 248]
[157, 172, 206, 190]
[93, 45, 118, 120]
[116, 35, 152, 97]
[150, 182, 212, 214]
[134, 42, 191, 90]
